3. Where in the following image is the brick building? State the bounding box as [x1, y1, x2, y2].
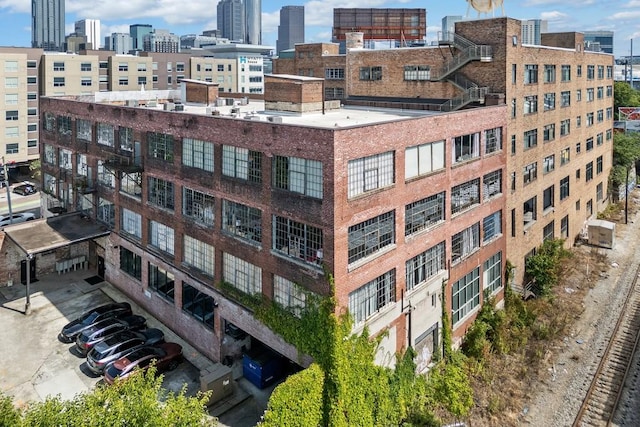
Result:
[30, 76, 506, 368]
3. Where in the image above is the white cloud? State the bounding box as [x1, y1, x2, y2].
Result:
[523, 0, 595, 5]
[622, 0, 640, 7]
[303, 0, 388, 27]
[0, 0, 29, 14]
[607, 10, 640, 20]
[539, 11, 568, 21]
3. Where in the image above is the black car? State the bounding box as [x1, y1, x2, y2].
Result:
[75, 315, 147, 356]
[58, 302, 133, 343]
[86, 328, 165, 375]
[12, 183, 37, 196]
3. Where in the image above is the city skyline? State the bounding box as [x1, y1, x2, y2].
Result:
[0, 0, 635, 55]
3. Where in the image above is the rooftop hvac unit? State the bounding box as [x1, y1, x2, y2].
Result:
[267, 116, 283, 123]
[127, 99, 138, 107]
[240, 97, 249, 105]
[205, 107, 212, 115]
[216, 98, 226, 107]
[231, 107, 240, 114]
[174, 104, 185, 112]
[226, 98, 235, 106]
[164, 102, 175, 111]
[147, 100, 157, 108]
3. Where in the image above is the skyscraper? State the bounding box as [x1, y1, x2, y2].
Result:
[75, 19, 101, 49]
[32, 0, 65, 51]
[245, 0, 262, 45]
[130, 24, 153, 51]
[584, 31, 614, 54]
[520, 19, 548, 45]
[217, 0, 245, 42]
[276, 6, 304, 54]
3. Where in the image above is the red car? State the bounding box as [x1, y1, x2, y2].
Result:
[103, 342, 183, 385]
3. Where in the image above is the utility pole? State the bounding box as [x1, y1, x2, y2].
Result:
[1, 156, 14, 223]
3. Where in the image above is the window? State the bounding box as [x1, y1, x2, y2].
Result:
[120, 247, 141, 280]
[148, 177, 174, 210]
[348, 211, 395, 264]
[576, 168, 581, 180]
[183, 235, 215, 276]
[59, 148, 72, 170]
[524, 129, 537, 149]
[453, 132, 480, 163]
[325, 87, 344, 100]
[512, 64, 517, 84]
[560, 176, 570, 200]
[576, 89, 582, 102]
[348, 151, 393, 198]
[183, 188, 215, 227]
[606, 107, 613, 120]
[274, 155, 323, 198]
[99, 61, 108, 69]
[524, 64, 538, 84]
[597, 110, 604, 123]
[587, 65, 595, 80]
[4, 60, 18, 72]
[511, 135, 516, 155]
[5, 110, 18, 121]
[596, 156, 603, 174]
[5, 94, 18, 105]
[587, 199, 593, 216]
[27, 60, 36, 68]
[607, 129, 613, 141]
[523, 196, 537, 226]
[349, 270, 396, 326]
[560, 91, 571, 107]
[543, 155, 555, 173]
[97, 198, 115, 227]
[121, 208, 142, 239]
[607, 66, 613, 79]
[76, 119, 92, 142]
[148, 132, 174, 161]
[28, 139, 37, 148]
[587, 88, 594, 102]
[586, 137, 594, 151]
[274, 276, 307, 317]
[561, 215, 569, 238]
[222, 145, 262, 182]
[405, 242, 446, 291]
[182, 283, 215, 329]
[404, 65, 430, 80]
[5, 77, 18, 88]
[597, 86, 604, 99]
[544, 65, 556, 83]
[510, 172, 516, 192]
[485, 127, 502, 154]
[5, 127, 18, 138]
[451, 178, 480, 214]
[43, 144, 56, 165]
[586, 162, 593, 181]
[576, 115, 581, 128]
[607, 85, 613, 97]
[222, 199, 262, 244]
[149, 220, 175, 255]
[544, 93, 555, 111]
[118, 63, 128, 72]
[483, 170, 502, 200]
[523, 95, 538, 114]
[96, 123, 114, 147]
[576, 142, 581, 154]
[118, 77, 129, 86]
[483, 211, 502, 242]
[53, 61, 65, 71]
[183, 138, 214, 172]
[28, 124, 37, 132]
[222, 252, 262, 296]
[81, 77, 92, 87]
[53, 77, 65, 87]
[27, 76, 36, 84]
[325, 68, 345, 80]
[148, 264, 175, 301]
[274, 216, 323, 265]
[451, 222, 480, 263]
[452, 267, 480, 325]
[176, 62, 185, 72]
[484, 252, 502, 294]
[560, 119, 570, 136]
[595, 182, 604, 202]
[359, 66, 382, 81]
[543, 221, 555, 241]
[543, 124, 555, 142]
[511, 98, 516, 118]
[217, 64, 224, 72]
[5, 143, 18, 154]
[586, 112, 594, 127]
[27, 92, 36, 100]
[121, 172, 141, 197]
[543, 186, 554, 211]
[80, 62, 91, 71]
[405, 192, 445, 235]
[405, 140, 445, 179]
[597, 65, 604, 79]
[561, 65, 571, 81]
[138, 76, 147, 86]
[523, 162, 537, 185]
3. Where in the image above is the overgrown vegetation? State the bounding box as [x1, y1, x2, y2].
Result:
[525, 238, 572, 297]
[0, 366, 214, 426]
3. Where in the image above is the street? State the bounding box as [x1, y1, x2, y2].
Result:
[0, 186, 41, 219]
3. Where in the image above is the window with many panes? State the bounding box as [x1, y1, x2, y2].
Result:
[147, 132, 174, 161]
[543, 124, 555, 142]
[523, 162, 537, 185]
[587, 65, 595, 79]
[405, 242, 445, 291]
[183, 138, 214, 172]
[524, 95, 538, 114]
[148, 177, 174, 210]
[451, 179, 480, 214]
[405, 192, 445, 235]
[586, 112, 594, 126]
[148, 263, 175, 301]
[586, 162, 593, 181]
[274, 216, 323, 265]
[543, 221, 554, 240]
[453, 132, 480, 163]
[222, 199, 262, 244]
[452, 267, 480, 325]
[97, 198, 115, 227]
[58, 116, 72, 135]
[561, 65, 571, 81]
[560, 119, 570, 136]
[97, 160, 115, 187]
[119, 127, 133, 152]
[405, 140, 445, 179]
[543, 154, 555, 173]
[483, 252, 502, 294]
[483, 211, 502, 242]
[44, 144, 56, 165]
[96, 123, 114, 146]
[560, 91, 570, 107]
[325, 68, 345, 79]
[120, 247, 142, 280]
[183, 234, 214, 276]
[544, 93, 555, 110]
[348, 151, 393, 198]
[524, 64, 538, 84]
[560, 176, 570, 200]
[485, 127, 502, 154]
[149, 220, 175, 255]
[451, 222, 480, 263]
[120, 172, 141, 197]
[349, 270, 396, 326]
[183, 187, 215, 226]
[359, 66, 382, 81]
[274, 275, 307, 317]
[182, 283, 215, 329]
[404, 65, 430, 80]
[543, 186, 554, 211]
[544, 65, 556, 83]
[483, 170, 502, 200]
[221, 145, 262, 182]
[121, 208, 142, 239]
[274, 155, 323, 199]
[348, 211, 394, 264]
[524, 129, 537, 149]
[222, 252, 262, 295]
[597, 65, 604, 79]
[76, 119, 92, 142]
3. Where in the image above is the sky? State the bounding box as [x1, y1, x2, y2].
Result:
[0, 0, 638, 57]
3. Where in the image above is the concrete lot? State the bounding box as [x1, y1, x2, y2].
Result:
[0, 269, 277, 426]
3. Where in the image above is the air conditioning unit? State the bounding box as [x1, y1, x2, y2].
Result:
[164, 102, 175, 111]
[267, 116, 283, 123]
[127, 99, 138, 107]
[230, 107, 240, 114]
[174, 104, 185, 112]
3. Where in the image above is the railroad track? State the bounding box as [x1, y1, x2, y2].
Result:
[573, 266, 640, 427]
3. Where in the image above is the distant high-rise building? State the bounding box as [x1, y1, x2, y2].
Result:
[520, 19, 547, 45]
[245, 0, 262, 44]
[584, 31, 614, 54]
[217, 0, 245, 42]
[143, 30, 180, 53]
[32, 0, 65, 51]
[277, 6, 304, 54]
[441, 15, 463, 43]
[75, 19, 101, 49]
[106, 33, 133, 54]
[130, 24, 153, 51]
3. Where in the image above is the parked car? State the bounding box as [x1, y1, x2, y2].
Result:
[12, 183, 37, 196]
[86, 328, 165, 375]
[0, 212, 35, 227]
[103, 342, 183, 385]
[58, 302, 133, 343]
[75, 315, 147, 356]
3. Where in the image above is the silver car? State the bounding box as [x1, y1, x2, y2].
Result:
[0, 212, 35, 227]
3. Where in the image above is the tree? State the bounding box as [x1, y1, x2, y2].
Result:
[0, 367, 215, 427]
[613, 81, 640, 119]
[29, 159, 41, 181]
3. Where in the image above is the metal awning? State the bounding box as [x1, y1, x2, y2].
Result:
[2, 212, 110, 256]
